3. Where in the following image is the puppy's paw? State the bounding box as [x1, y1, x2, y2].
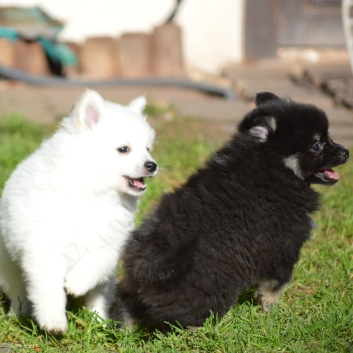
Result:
[43, 320, 68, 336]
[255, 279, 288, 313]
[65, 269, 91, 297]
[259, 298, 273, 313]
[254, 290, 271, 313]
[40, 313, 68, 335]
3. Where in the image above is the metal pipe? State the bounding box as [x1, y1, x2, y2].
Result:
[0, 64, 236, 100]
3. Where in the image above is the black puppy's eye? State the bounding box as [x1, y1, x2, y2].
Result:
[311, 142, 324, 153]
[117, 146, 129, 153]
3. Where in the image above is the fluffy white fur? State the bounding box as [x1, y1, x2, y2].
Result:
[0, 90, 157, 334]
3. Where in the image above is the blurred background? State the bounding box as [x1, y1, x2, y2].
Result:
[0, 0, 352, 147]
[0, 0, 348, 76]
[0, 0, 243, 77]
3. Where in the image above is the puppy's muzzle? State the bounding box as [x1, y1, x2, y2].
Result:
[333, 145, 349, 164]
[339, 148, 349, 161]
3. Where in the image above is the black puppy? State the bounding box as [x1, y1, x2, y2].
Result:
[111, 92, 349, 331]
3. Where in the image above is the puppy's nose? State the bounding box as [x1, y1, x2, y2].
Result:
[340, 148, 349, 160]
[144, 161, 157, 173]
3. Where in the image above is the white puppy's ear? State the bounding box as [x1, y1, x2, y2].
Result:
[129, 96, 146, 116]
[74, 90, 105, 130]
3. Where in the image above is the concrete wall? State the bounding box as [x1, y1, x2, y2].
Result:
[177, 0, 244, 73]
[0, 0, 244, 73]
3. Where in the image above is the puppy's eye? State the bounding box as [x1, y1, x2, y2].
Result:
[311, 142, 324, 153]
[147, 147, 150, 152]
[117, 146, 129, 153]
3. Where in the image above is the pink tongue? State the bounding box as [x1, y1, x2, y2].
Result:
[132, 178, 145, 188]
[323, 169, 340, 180]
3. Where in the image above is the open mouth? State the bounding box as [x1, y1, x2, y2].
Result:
[312, 168, 340, 185]
[124, 176, 146, 192]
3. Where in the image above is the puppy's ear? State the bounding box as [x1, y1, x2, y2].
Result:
[255, 92, 280, 106]
[239, 115, 276, 142]
[129, 96, 146, 116]
[73, 90, 105, 130]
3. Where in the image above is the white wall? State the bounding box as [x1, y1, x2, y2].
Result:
[177, 0, 244, 73]
[0, 0, 244, 73]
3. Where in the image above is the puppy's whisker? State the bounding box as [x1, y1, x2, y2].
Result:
[155, 167, 169, 174]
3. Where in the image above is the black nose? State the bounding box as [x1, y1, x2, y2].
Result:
[144, 161, 157, 173]
[341, 149, 349, 160]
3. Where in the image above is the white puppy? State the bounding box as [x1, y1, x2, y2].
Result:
[0, 90, 157, 334]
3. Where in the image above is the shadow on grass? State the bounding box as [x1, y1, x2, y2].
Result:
[0, 291, 10, 313]
[237, 288, 258, 307]
[119, 288, 262, 340]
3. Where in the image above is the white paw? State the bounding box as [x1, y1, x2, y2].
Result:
[65, 269, 91, 297]
[43, 321, 68, 335]
[40, 313, 68, 335]
[87, 306, 108, 321]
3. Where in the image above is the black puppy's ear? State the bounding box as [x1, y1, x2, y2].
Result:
[255, 92, 280, 106]
[238, 115, 276, 142]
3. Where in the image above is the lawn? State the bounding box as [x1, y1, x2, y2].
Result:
[0, 108, 352, 353]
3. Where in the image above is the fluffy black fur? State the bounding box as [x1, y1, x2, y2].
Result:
[111, 92, 349, 332]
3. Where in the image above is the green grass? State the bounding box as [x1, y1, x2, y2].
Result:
[0, 115, 55, 192]
[0, 110, 352, 353]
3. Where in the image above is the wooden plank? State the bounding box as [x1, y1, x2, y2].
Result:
[278, 0, 345, 47]
[244, 0, 279, 60]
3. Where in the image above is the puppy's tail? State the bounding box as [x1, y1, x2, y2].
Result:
[131, 234, 199, 284]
